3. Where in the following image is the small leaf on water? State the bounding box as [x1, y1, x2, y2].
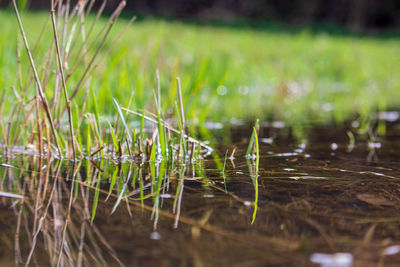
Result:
[357, 194, 394, 206]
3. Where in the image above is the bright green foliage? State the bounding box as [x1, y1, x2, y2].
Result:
[2, 11, 400, 127]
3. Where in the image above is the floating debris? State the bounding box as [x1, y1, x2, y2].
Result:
[0, 163, 16, 168]
[383, 245, 400, 256]
[368, 142, 381, 149]
[261, 137, 274, 144]
[0, 191, 23, 199]
[289, 176, 327, 180]
[377, 111, 399, 122]
[310, 252, 353, 267]
[150, 232, 161, 240]
[330, 143, 338, 151]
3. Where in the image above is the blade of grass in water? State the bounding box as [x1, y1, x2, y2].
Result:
[139, 175, 144, 208]
[246, 119, 259, 156]
[113, 98, 132, 142]
[91, 88, 103, 158]
[251, 126, 259, 224]
[222, 150, 228, 193]
[175, 102, 187, 160]
[156, 104, 167, 159]
[106, 167, 119, 201]
[111, 171, 131, 214]
[91, 172, 102, 224]
[107, 120, 119, 154]
[150, 138, 156, 162]
[139, 108, 145, 141]
[86, 121, 91, 158]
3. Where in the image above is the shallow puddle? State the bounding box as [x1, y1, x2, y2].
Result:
[1, 121, 400, 266]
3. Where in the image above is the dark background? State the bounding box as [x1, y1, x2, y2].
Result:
[2, 0, 400, 31]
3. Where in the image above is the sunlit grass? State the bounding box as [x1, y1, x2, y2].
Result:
[0, 3, 211, 162]
[1, 10, 400, 128]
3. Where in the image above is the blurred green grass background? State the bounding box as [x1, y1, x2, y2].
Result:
[1, 10, 400, 125]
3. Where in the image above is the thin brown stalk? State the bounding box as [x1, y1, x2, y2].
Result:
[125, 136, 133, 158]
[230, 147, 237, 159]
[24, 162, 62, 266]
[65, 0, 106, 74]
[176, 77, 186, 133]
[12, 0, 63, 157]
[50, 0, 76, 159]
[138, 137, 143, 154]
[77, 221, 86, 267]
[85, 0, 107, 42]
[69, 1, 126, 101]
[118, 140, 123, 159]
[35, 91, 43, 156]
[14, 199, 24, 266]
[56, 161, 78, 267]
[85, 0, 96, 17]
[5, 122, 11, 158]
[89, 145, 105, 158]
[176, 77, 187, 161]
[173, 169, 184, 228]
[0, 89, 6, 114]
[76, 14, 136, 84]
[189, 141, 195, 162]
[64, 2, 85, 64]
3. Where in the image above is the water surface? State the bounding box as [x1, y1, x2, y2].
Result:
[1, 121, 400, 266]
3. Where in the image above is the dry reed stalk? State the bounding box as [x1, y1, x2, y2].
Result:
[50, 0, 77, 159]
[12, 0, 63, 157]
[176, 78, 187, 162]
[34, 89, 44, 157]
[69, 1, 126, 101]
[89, 145, 105, 158]
[82, 14, 136, 78]
[118, 140, 123, 159]
[14, 198, 24, 265]
[125, 136, 133, 158]
[6, 122, 11, 158]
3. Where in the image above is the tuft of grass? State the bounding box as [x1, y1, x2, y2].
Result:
[3, 0, 211, 165]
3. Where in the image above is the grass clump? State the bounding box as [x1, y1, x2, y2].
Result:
[0, 0, 211, 164]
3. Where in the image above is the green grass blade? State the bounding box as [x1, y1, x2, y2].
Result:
[107, 120, 119, 153]
[251, 126, 259, 224]
[91, 88, 102, 146]
[113, 98, 132, 142]
[106, 167, 119, 201]
[247, 119, 259, 155]
[91, 175, 102, 224]
[140, 109, 145, 141]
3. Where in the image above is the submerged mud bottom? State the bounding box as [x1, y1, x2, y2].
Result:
[1, 122, 400, 266]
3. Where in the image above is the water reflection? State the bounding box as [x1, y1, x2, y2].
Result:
[1, 122, 400, 266]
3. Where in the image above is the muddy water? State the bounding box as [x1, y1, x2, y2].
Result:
[1, 121, 400, 266]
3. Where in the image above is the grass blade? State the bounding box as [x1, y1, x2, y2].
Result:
[246, 119, 259, 156]
[251, 126, 259, 224]
[113, 98, 132, 142]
